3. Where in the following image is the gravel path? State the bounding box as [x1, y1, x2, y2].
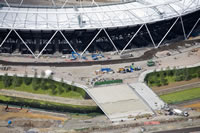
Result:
[0, 89, 96, 106]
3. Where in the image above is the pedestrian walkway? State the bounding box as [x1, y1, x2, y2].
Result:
[129, 83, 165, 110]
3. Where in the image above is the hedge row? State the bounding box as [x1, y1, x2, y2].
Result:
[94, 79, 123, 86]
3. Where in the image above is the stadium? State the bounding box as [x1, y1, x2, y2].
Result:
[0, 0, 200, 58]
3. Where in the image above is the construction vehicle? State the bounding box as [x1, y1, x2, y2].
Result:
[91, 54, 104, 60]
[101, 68, 114, 73]
[71, 51, 87, 60]
[118, 68, 126, 73]
[147, 60, 155, 67]
[172, 109, 189, 117]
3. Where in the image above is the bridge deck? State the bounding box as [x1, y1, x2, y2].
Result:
[87, 84, 153, 121]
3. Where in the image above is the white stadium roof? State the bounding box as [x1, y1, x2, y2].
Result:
[0, 0, 199, 30]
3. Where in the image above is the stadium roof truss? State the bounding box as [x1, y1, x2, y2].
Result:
[0, 0, 200, 58]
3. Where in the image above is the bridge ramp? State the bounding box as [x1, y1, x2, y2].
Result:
[87, 84, 153, 121]
[129, 83, 165, 110]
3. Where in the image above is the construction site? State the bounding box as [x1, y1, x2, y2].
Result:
[0, 0, 200, 132]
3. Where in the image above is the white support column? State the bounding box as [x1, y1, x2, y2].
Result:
[187, 18, 200, 39]
[61, 0, 69, 8]
[180, 16, 187, 40]
[51, 0, 56, 7]
[13, 30, 37, 58]
[4, 0, 10, 7]
[59, 31, 77, 53]
[156, 17, 179, 48]
[80, 29, 102, 57]
[36, 31, 58, 58]
[103, 29, 119, 53]
[120, 24, 144, 55]
[145, 24, 156, 48]
[0, 29, 12, 48]
[19, 0, 23, 6]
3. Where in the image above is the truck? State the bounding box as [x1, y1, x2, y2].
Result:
[147, 60, 155, 67]
[172, 109, 189, 117]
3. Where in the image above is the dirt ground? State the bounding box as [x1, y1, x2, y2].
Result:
[0, 105, 68, 121]
[0, 105, 69, 132]
[183, 102, 200, 112]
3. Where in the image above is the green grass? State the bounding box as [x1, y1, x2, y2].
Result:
[145, 66, 200, 87]
[160, 87, 200, 104]
[0, 76, 86, 99]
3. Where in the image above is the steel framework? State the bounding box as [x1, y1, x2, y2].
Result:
[0, 0, 200, 58]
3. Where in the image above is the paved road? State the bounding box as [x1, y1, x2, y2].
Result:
[154, 126, 200, 133]
[0, 89, 96, 106]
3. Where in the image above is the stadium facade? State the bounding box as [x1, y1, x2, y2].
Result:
[0, 0, 200, 58]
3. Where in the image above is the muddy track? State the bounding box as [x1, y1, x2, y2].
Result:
[0, 39, 199, 67]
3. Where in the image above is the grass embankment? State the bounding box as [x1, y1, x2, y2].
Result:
[160, 87, 200, 104]
[0, 94, 102, 115]
[145, 66, 200, 87]
[0, 74, 102, 115]
[0, 75, 86, 99]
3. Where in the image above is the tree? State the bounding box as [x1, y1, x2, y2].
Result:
[51, 88, 57, 95]
[198, 71, 200, 78]
[33, 70, 41, 84]
[41, 71, 45, 79]
[24, 71, 32, 85]
[184, 68, 191, 81]
[40, 80, 48, 90]
[34, 70, 38, 78]
[49, 82, 57, 90]
[12, 74, 22, 87]
[60, 78, 65, 87]
[166, 66, 170, 76]
[2, 73, 12, 88]
[32, 77, 40, 91]
[155, 80, 161, 87]
[58, 86, 64, 94]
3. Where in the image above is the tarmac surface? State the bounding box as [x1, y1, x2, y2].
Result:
[154, 126, 200, 133]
